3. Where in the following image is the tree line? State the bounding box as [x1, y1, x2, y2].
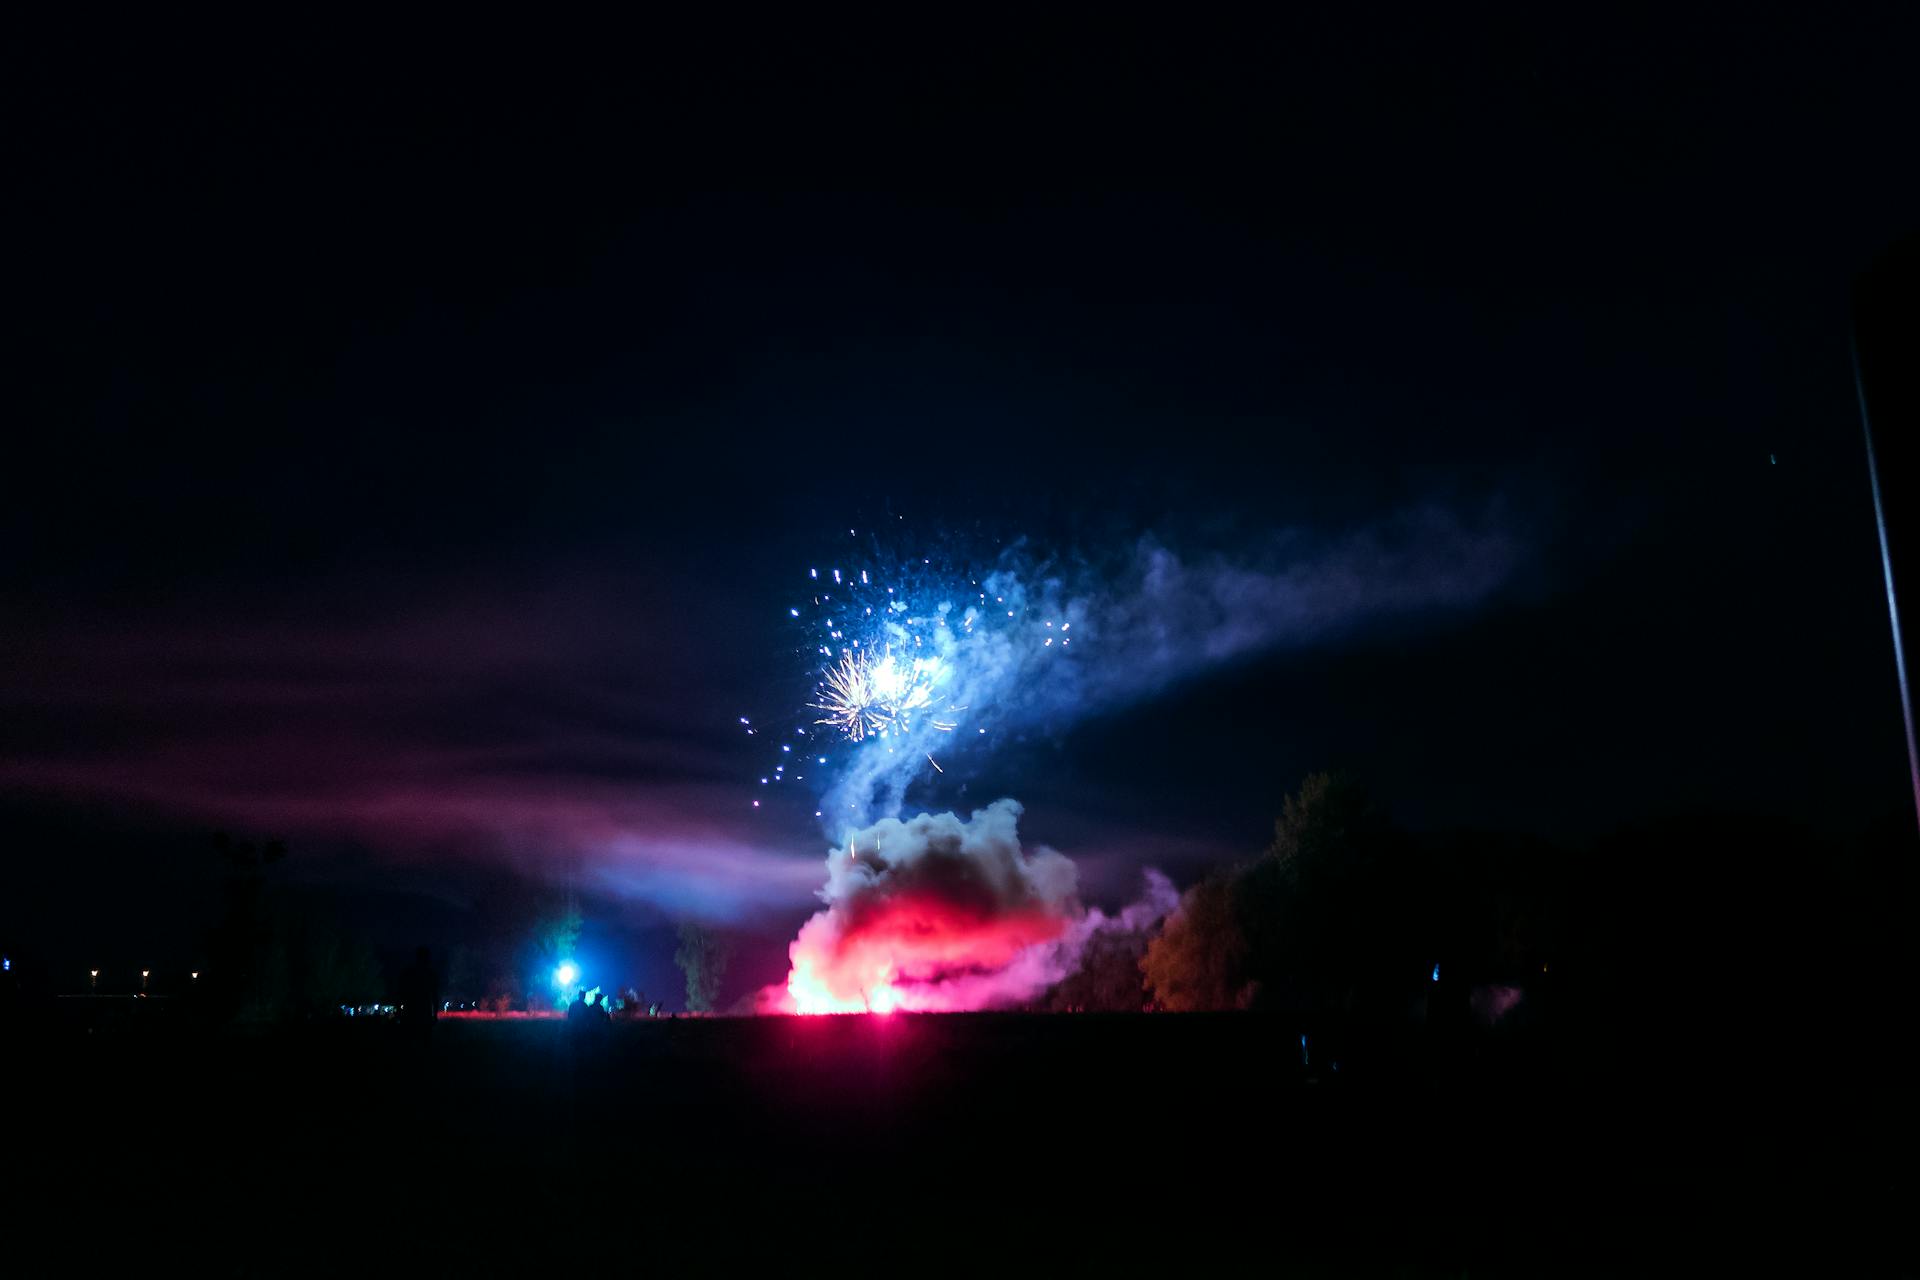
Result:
[1045, 770, 1918, 1080]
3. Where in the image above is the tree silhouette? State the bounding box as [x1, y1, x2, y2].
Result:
[204, 833, 384, 1022]
[674, 923, 732, 1013]
[1242, 770, 1394, 1010]
[1141, 871, 1249, 1011]
[529, 901, 583, 1008]
[1044, 922, 1156, 1011]
[1142, 772, 1391, 1012]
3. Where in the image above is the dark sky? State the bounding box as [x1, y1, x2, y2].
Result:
[5, 13, 1916, 999]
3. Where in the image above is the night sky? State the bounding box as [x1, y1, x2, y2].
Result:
[6, 14, 1916, 1001]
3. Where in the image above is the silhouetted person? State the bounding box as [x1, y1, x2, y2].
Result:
[398, 946, 438, 1041]
[566, 988, 593, 1048]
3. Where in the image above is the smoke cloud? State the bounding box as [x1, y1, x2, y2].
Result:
[823, 503, 1519, 825]
[775, 504, 1520, 1013]
[768, 798, 1177, 1013]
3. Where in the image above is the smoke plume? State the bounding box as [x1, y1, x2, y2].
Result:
[822, 505, 1519, 825]
[778, 506, 1519, 1012]
[768, 798, 1176, 1013]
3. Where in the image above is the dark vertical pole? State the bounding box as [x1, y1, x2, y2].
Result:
[1852, 234, 1920, 831]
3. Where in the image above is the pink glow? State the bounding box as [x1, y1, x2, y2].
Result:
[761, 801, 1176, 1016]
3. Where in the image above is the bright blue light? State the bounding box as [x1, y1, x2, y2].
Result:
[1431, 963, 1440, 982]
[554, 962, 579, 988]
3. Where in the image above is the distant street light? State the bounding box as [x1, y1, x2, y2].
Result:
[89, 969, 99, 990]
[140, 969, 150, 991]
[190, 971, 199, 982]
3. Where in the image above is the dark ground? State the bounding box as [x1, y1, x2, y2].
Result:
[6, 1008, 1912, 1276]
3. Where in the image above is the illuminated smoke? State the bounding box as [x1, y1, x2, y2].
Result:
[761, 507, 1516, 1011]
[768, 799, 1172, 1014]
[775, 506, 1517, 828]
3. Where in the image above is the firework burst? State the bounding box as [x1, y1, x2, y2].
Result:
[734, 531, 1082, 812]
[809, 646, 958, 742]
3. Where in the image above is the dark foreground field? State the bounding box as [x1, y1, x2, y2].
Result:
[8, 1011, 1911, 1275]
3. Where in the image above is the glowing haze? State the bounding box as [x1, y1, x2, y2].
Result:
[766, 799, 1179, 1014]
[0, 507, 1515, 1000]
[774, 801, 1072, 1012]
[763, 510, 1516, 1013]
